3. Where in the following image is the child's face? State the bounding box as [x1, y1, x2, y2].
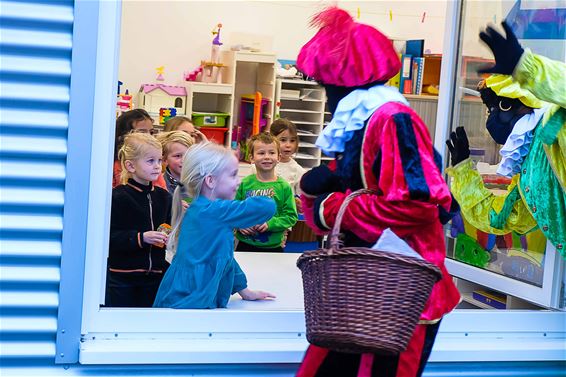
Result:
[213, 155, 241, 200]
[276, 130, 297, 163]
[132, 118, 154, 134]
[126, 147, 162, 185]
[165, 142, 188, 179]
[176, 121, 196, 134]
[251, 141, 279, 173]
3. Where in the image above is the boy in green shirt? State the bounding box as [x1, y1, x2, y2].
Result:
[235, 133, 298, 252]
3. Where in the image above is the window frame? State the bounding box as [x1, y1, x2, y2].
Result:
[56, 0, 565, 366]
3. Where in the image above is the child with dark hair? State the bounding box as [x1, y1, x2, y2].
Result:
[269, 118, 306, 196]
[113, 109, 167, 189]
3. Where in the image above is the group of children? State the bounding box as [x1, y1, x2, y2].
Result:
[107, 111, 304, 308]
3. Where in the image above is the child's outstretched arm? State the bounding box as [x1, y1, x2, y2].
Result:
[238, 288, 276, 301]
[219, 196, 276, 229]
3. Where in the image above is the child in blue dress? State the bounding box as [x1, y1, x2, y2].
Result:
[153, 142, 277, 309]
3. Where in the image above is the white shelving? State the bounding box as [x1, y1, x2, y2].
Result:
[182, 82, 234, 145]
[454, 277, 544, 310]
[221, 51, 277, 146]
[274, 78, 326, 169]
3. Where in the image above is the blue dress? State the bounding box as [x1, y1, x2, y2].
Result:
[153, 195, 276, 309]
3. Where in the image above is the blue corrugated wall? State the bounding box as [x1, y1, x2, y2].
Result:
[0, 0, 564, 376]
[0, 0, 73, 369]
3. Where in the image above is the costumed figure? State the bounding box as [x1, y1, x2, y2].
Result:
[445, 21, 566, 258]
[295, 7, 461, 377]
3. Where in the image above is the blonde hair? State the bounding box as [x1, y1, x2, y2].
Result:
[164, 116, 193, 132]
[247, 132, 280, 156]
[167, 142, 235, 254]
[117, 132, 162, 184]
[156, 131, 195, 158]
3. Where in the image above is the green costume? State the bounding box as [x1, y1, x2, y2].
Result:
[447, 49, 566, 257]
[235, 175, 298, 249]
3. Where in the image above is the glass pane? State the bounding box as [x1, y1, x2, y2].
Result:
[447, 0, 565, 288]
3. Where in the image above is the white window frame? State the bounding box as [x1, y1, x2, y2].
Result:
[73, 0, 565, 366]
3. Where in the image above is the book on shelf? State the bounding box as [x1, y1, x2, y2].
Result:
[405, 39, 424, 58]
[399, 54, 413, 94]
[386, 53, 403, 90]
[472, 290, 507, 309]
[413, 57, 425, 95]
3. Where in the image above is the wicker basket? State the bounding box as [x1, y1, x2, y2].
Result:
[297, 189, 442, 355]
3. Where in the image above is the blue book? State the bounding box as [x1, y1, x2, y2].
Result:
[406, 39, 424, 57]
[472, 290, 507, 309]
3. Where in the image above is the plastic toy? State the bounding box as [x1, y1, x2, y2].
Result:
[117, 89, 133, 113]
[236, 92, 271, 161]
[200, 23, 227, 83]
[184, 66, 203, 82]
[156, 66, 165, 81]
[138, 84, 186, 115]
[159, 107, 177, 124]
[211, 23, 223, 63]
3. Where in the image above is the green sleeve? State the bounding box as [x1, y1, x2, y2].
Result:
[514, 49, 566, 109]
[235, 177, 245, 201]
[267, 183, 298, 232]
[446, 158, 538, 235]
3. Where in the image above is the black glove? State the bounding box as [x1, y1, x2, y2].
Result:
[478, 21, 524, 75]
[446, 127, 470, 166]
[300, 165, 343, 196]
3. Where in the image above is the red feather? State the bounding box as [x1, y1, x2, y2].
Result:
[309, 7, 355, 67]
[310, 6, 354, 29]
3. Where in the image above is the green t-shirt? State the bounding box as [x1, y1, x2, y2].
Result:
[235, 175, 298, 249]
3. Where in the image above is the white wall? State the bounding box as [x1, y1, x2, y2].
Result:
[118, 0, 448, 94]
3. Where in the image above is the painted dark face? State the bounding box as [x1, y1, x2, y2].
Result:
[485, 106, 526, 145]
[479, 87, 532, 145]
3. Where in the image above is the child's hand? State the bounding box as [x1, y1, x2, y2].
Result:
[239, 227, 257, 236]
[239, 288, 276, 301]
[143, 231, 168, 247]
[254, 223, 269, 233]
[295, 197, 303, 213]
[191, 129, 208, 143]
[181, 200, 189, 210]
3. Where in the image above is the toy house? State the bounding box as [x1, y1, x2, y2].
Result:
[138, 83, 187, 115]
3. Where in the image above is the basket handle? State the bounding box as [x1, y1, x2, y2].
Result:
[329, 189, 377, 249]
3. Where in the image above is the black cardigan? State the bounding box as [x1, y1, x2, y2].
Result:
[108, 179, 172, 272]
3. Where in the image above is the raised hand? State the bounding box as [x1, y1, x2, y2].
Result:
[446, 127, 470, 166]
[478, 21, 524, 75]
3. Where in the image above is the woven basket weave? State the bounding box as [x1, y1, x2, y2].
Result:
[297, 189, 442, 355]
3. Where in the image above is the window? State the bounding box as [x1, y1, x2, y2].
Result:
[175, 97, 183, 108]
[57, 0, 565, 366]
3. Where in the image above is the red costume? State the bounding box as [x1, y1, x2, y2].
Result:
[296, 7, 460, 377]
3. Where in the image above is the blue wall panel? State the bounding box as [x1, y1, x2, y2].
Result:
[0, 0, 74, 370]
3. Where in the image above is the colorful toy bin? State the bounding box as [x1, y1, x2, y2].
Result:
[191, 112, 229, 127]
[237, 94, 270, 141]
[200, 127, 228, 144]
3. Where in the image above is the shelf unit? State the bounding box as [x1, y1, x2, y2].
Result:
[221, 51, 277, 146]
[182, 82, 234, 144]
[274, 78, 326, 169]
[454, 277, 543, 310]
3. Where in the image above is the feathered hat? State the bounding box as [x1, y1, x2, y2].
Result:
[297, 7, 401, 87]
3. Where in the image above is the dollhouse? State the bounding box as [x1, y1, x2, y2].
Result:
[138, 83, 187, 115]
